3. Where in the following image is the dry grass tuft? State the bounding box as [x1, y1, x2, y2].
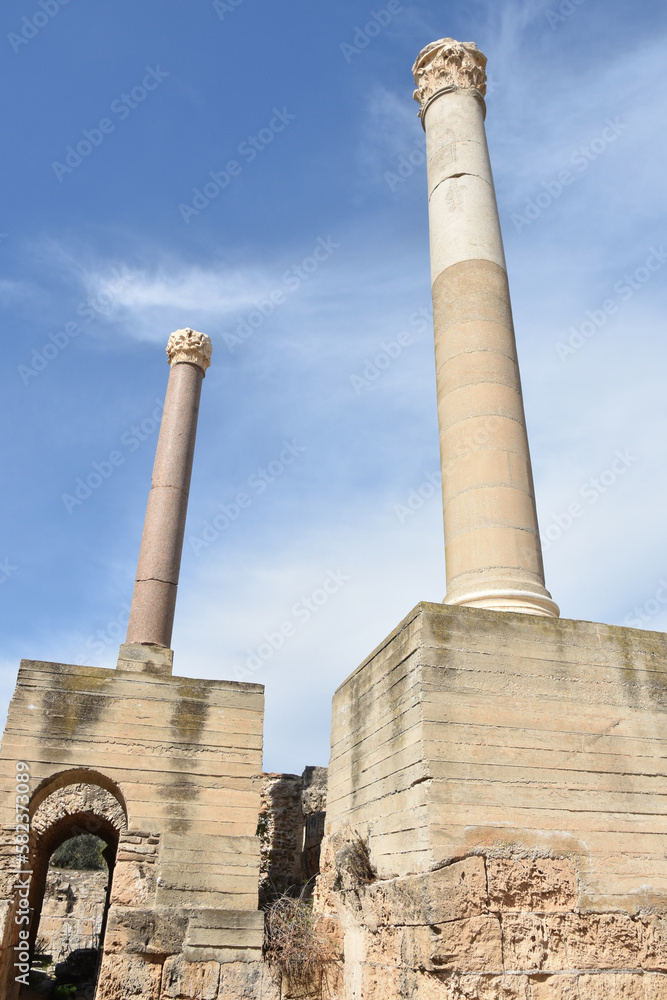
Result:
[264, 894, 338, 991]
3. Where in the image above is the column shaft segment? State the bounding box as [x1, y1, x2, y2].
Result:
[120, 328, 212, 670]
[413, 40, 558, 616]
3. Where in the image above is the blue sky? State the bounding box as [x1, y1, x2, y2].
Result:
[1, 0, 666, 773]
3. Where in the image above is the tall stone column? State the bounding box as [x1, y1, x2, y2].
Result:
[412, 39, 558, 617]
[117, 328, 212, 674]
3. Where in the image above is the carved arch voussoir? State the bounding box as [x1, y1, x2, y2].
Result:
[32, 782, 127, 842]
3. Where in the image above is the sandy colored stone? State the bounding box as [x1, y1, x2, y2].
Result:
[416, 42, 558, 617]
[360, 964, 405, 1000]
[637, 914, 667, 970]
[110, 859, 157, 906]
[364, 925, 401, 967]
[161, 956, 220, 998]
[413, 39, 487, 116]
[577, 973, 645, 999]
[442, 448, 513, 503]
[349, 857, 487, 931]
[0, 652, 264, 995]
[400, 916, 503, 973]
[325, 601, 667, 907]
[413, 972, 531, 999]
[103, 906, 188, 957]
[502, 914, 567, 972]
[38, 868, 108, 963]
[445, 485, 540, 534]
[565, 912, 638, 969]
[486, 858, 578, 912]
[528, 975, 579, 999]
[217, 960, 280, 999]
[95, 953, 163, 999]
[642, 973, 667, 998]
[32, 781, 126, 839]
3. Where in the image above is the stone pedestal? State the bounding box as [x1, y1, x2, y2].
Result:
[318, 603, 667, 997]
[326, 602, 667, 909]
[0, 660, 267, 999]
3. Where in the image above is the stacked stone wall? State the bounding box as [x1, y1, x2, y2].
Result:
[37, 868, 108, 963]
[259, 767, 327, 903]
[313, 833, 667, 999]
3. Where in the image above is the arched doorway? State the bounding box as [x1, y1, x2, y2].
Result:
[18, 774, 127, 998]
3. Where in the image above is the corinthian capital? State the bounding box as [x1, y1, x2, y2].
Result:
[166, 328, 212, 374]
[412, 38, 487, 119]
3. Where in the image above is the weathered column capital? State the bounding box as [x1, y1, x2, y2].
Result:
[412, 38, 487, 123]
[166, 327, 212, 374]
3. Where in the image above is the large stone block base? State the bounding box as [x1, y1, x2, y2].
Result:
[316, 602, 667, 997]
[0, 659, 266, 999]
[314, 837, 667, 998]
[326, 602, 667, 910]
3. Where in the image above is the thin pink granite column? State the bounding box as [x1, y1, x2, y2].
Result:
[117, 328, 212, 674]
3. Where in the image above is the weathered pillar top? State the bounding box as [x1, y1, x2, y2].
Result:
[166, 327, 213, 374]
[412, 38, 487, 122]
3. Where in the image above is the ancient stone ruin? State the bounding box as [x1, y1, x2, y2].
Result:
[1, 36, 665, 1000]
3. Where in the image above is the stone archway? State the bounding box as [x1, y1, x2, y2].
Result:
[19, 776, 127, 998]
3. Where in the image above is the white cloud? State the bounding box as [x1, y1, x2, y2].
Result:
[0, 279, 33, 305]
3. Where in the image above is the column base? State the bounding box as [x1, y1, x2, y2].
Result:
[116, 642, 174, 675]
[444, 587, 560, 618]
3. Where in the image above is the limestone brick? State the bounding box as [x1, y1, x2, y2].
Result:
[111, 858, 157, 906]
[564, 912, 639, 969]
[217, 960, 281, 999]
[326, 602, 667, 909]
[399, 916, 503, 973]
[577, 973, 645, 999]
[412, 972, 531, 999]
[501, 913, 568, 972]
[528, 975, 580, 999]
[638, 914, 667, 970]
[161, 956, 220, 999]
[95, 953, 163, 999]
[38, 869, 108, 962]
[642, 973, 667, 998]
[486, 858, 578, 912]
[350, 857, 487, 929]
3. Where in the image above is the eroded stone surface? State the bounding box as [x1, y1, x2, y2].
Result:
[414, 972, 531, 999]
[400, 916, 503, 974]
[638, 914, 667, 970]
[487, 858, 577, 913]
[217, 960, 280, 999]
[565, 912, 638, 969]
[32, 782, 126, 839]
[577, 973, 645, 999]
[161, 956, 220, 999]
[501, 913, 567, 972]
[96, 953, 163, 1000]
[38, 868, 108, 963]
[528, 975, 580, 1000]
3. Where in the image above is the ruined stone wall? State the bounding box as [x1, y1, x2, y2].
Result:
[313, 831, 667, 999]
[259, 767, 327, 903]
[0, 659, 267, 999]
[37, 868, 108, 963]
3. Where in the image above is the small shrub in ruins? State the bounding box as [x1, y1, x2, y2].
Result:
[264, 895, 338, 990]
[334, 833, 376, 889]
